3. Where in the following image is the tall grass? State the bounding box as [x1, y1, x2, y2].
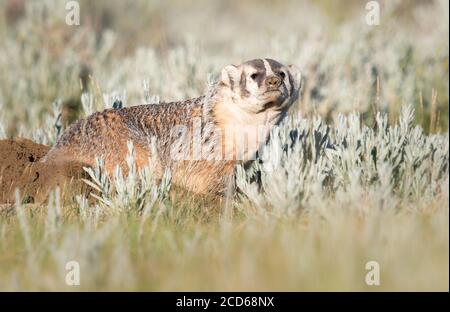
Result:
[0, 103, 447, 291]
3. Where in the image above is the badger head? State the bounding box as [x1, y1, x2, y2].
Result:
[218, 58, 302, 114]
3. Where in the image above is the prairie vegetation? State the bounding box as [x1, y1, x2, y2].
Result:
[0, 0, 448, 291]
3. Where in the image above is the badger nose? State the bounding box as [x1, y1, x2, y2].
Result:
[265, 76, 281, 88]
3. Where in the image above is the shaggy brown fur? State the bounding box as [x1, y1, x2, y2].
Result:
[43, 59, 302, 195]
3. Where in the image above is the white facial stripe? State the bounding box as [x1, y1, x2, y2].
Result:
[285, 73, 291, 96]
[262, 59, 275, 77]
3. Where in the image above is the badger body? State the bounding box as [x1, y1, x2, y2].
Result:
[43, 59, 302, 195]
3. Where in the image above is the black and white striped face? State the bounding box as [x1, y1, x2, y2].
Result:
[219, 58, 301, 113]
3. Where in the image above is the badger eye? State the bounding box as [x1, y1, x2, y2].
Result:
[250, 73, 258, 80]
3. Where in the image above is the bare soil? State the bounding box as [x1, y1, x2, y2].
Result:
[0, 138, 87, 204]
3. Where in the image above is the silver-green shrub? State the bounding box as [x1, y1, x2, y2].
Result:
[236, 105, 449, 218]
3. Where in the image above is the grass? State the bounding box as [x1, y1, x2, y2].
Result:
[0, 106, 448, 291]
[0, 187, 447, 291]
[0, 0, 448, 291]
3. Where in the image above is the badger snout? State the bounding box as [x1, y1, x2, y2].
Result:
[265, 75, 282, 90]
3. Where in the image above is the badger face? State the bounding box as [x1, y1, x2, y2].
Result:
[219, 58, 302, 114]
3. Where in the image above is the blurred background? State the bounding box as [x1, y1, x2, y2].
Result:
[0, 0, 448, 140]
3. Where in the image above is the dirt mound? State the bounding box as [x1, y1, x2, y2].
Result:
[0, 138, 88, 204]
[0, 138, 49, 203]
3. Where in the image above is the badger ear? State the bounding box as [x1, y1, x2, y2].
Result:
[288, 65, 302, 91]
[220, 65, 240, 87]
